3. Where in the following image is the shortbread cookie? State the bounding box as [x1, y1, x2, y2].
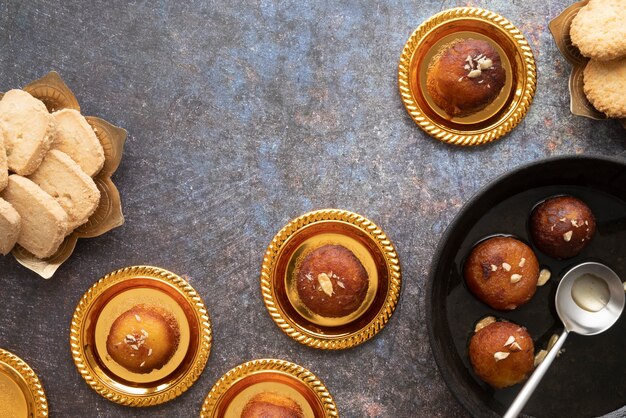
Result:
[0, 89, 56, 175]
[1, 175, 68, 258]
[52, 109, 104, 177]
[583, 58, 626, 118]
[570, 0, 626, 61]
[0, 125, 7, 191]
[0, 197, 20, 255]
[29, 150, 100, 231]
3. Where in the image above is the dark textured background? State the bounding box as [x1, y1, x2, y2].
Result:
[0, 1, 623, 417]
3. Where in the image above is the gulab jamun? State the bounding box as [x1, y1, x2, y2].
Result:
[241, 392, 303, 418]
[295, 244, 369, 318]
[106, 304, 181, 374]
[426, 38, 506, 117]
[469, 320, 534, 388]
[464, 236, 539, 310]
[530, 196, 596, 259]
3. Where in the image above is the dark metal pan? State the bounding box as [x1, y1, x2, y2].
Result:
[427, 155, 626, 418]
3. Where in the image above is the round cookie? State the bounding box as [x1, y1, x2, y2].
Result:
[241, 392, 303, 418]
[106, 304, 181, 374]
[426, 38, 506, 117]
[295, 244, 369, 318]
[464, 236, 539, 311]
[530, 196, 596, 259]
[469, 321, 534, 388]
[570, 0, 626, 61]
[583, 57, 626, 118]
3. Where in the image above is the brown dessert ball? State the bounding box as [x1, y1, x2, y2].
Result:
[295, 244, 369, 318]
[530, 196, 596, 259]
[241, 392, 303, 418]
[106, 304, 181, 374]
[426, 38, 506, 117]
[469, 321, 535, 388]
[464, 236, 540, 310]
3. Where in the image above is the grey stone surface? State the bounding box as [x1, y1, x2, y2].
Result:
[0, 0, 623, 417]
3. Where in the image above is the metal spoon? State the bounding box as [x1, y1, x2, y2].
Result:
[504, 262, 625, 418]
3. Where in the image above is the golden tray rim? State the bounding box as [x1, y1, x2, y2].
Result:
[199, 358, 339, 418]
[260, 209, 402, 350]
[548, 0, 626, 129]
[398, 7, 537, 146]
[69, 265, 212, 407]
[3, 71, 127, 279]
[0, 348, 48, 418]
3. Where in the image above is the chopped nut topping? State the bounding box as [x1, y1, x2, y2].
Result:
[135, 314, 141, 322]
[563, 231, 573, 242]
[305, 273, 313, 281]
[140, 361, 145, 367]
[585, 220, 589, 225]
[510, 342, 522, 352]
[504, 336, 516, 346]
[141, 329, 148, 338]
[494, 352, 510, 362]
[502, 263, 511, 272]
[476, 57, 493, 70]
[337, 281, 345, 289]
[559, 217, 567, 222]
[571, 219, 580, 228]
[458, 77, 464, 82]
[490, 264, 498, 272]
[467, 69, 482, 78]
[538, 269, 551, 286]
[511, 274, 523, 283]
[317, 273, 334, 297]
[130, 344, 139, 351]
[519, 258, 526, 268]
[148, 348, 153, 357]
[474, 316, 496, 333]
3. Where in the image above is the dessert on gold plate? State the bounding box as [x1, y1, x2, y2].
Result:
[427, 38, 506, 117]
[295, 244, 369, 318]
[469, 320, 534, 388]
[106, 304, 181, 374]
[530, 196, 596, 259]
[464, 236, 540, 311]
[241, 392, 304, 418]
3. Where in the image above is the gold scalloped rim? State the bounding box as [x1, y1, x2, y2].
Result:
[200, 358, 338, 417]
[260, 209, 402, 350]
[0, 348, 48, 417]
[398, 7, 537, 146]
[70, 265, 212, 407]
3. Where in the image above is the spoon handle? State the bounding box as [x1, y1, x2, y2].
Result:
[503, 329, 569, 418]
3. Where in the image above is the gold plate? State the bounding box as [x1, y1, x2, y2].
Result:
[261, 209, 401, 350]
[1, 71, 127, 279]
[398, 7, 537, 146]
[70, 265, 212, 406]
[0, 348, 48, 418]
[549, 0, 626, 129]
[199, 359, 338, 418]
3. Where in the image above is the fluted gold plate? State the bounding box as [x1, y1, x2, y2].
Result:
[549, 1, 626, 129]
[200, 359, 338, 418]
[1, 71, 127, 278]
[0, 348, 48, 418]
[70, 266, 212, 407]
[398, 7, 537, 146]
[261, 209, 401, 350]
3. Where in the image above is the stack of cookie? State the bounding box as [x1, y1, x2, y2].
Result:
[570, 0, 626, 119]
[0, 89, 103, 259]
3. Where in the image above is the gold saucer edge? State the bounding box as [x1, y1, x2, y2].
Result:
[199, 358, 338, 418]
[70, 265, 212, 407]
